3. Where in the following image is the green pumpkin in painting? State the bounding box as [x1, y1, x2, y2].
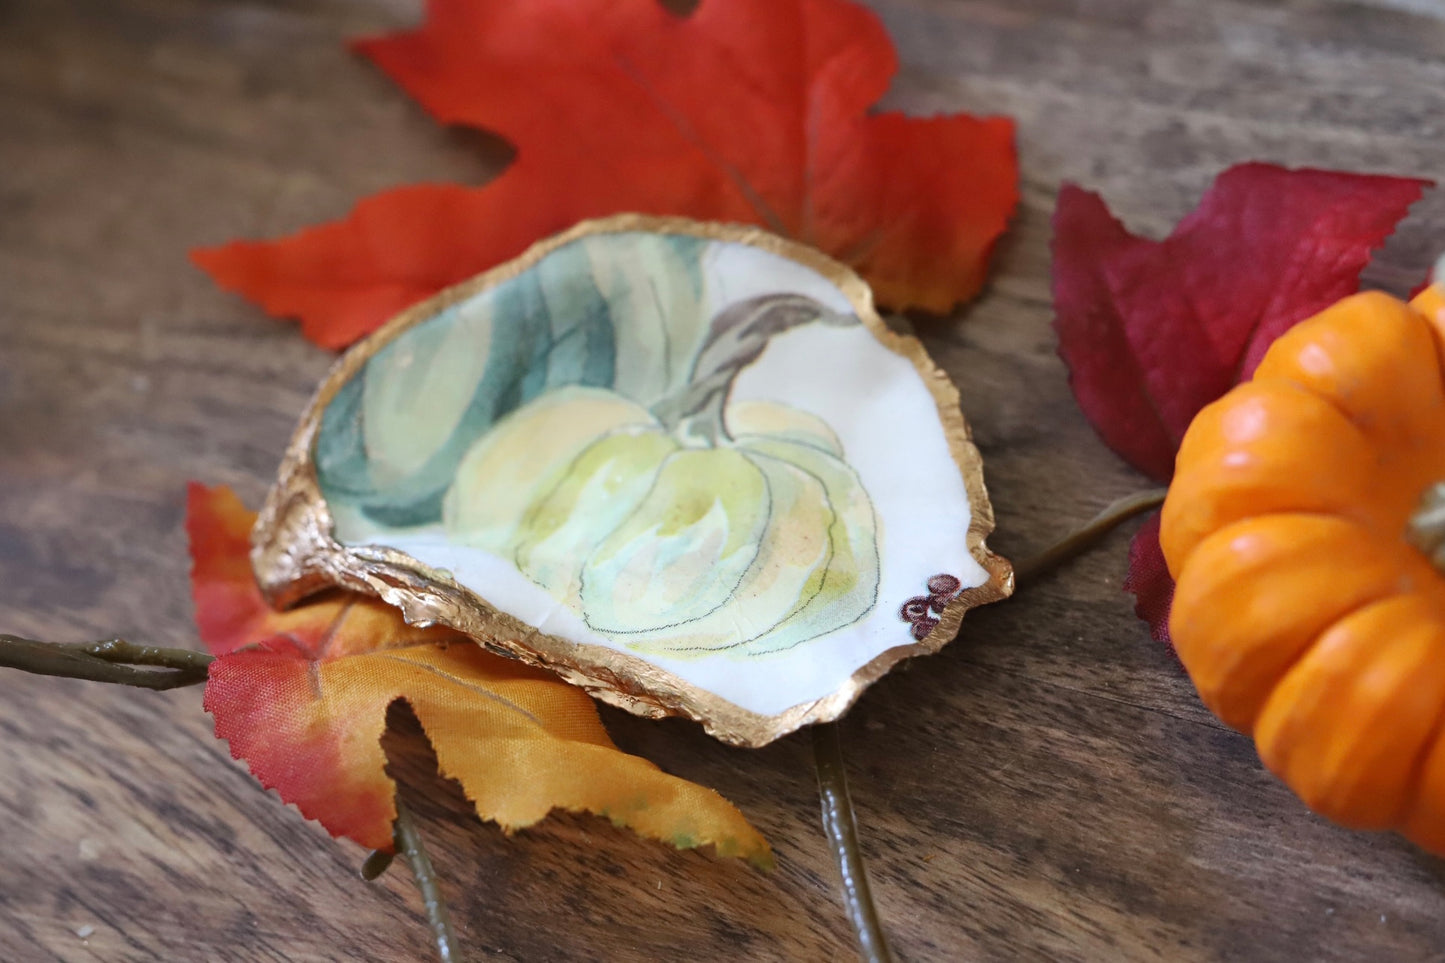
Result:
[315, 231, 881, 658]
[443, 386, 878, 655]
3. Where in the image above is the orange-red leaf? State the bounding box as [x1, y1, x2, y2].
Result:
[193, 0, 1017, 349]
[188, 484, 771, 864]
[186, 482, 446, 656]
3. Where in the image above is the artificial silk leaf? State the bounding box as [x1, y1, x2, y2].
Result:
[1121, 516, 1173, 645]
[1053, 162, 1429, 484]
[1052, 163, 1431, 641]
[192, 0, 1017, 349]
[187, 482, 449, 657]
[188, 484, 772, 864]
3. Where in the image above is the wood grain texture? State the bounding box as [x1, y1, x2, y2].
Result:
[2, 0, 1444, 959]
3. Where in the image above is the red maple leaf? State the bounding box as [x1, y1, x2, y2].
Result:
[1052, 163, 1431, 641]
[191, 0, 1017, 350]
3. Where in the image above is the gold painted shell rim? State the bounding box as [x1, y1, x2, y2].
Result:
[250, 214, 1015, 747]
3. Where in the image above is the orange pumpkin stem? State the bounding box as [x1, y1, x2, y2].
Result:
[1407, 482, 1445, 570]
[1407, 261, 1445, 570]
[1407, 254, 1445, 326]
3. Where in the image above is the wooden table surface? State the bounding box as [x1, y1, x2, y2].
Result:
[4, 0, 1445, 960]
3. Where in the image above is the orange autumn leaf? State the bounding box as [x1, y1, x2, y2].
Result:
[186, 483, 448, 657]
[192, 0, 1017, 349]
[188, 484, 772, 865]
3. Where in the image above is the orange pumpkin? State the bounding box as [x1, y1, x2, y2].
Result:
[1160, 276, 1445, 853]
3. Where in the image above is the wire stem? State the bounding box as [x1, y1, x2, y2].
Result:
[0, 634, 213, 689]
[812, 486, 1166, 960]
[0, 636, 464, 959]
[4, 485, 1165, 963]
[814, 722, 894, 963]
[394, 800, 459, 963]
[1012, 488, 1167, 585]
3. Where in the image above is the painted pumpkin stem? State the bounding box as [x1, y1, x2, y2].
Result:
[650, 293, 854, 445]
[1407, 482, 1445, 568]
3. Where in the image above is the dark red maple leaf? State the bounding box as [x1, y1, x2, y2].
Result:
[1121, 515, 1174, 645]
[1052, 162, 1431, 641]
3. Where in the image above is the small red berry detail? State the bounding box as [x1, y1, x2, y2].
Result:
[900, 597, 932, 621]
[899, 573, 964, 639]
[927, 574, 962, 597]
[911, 617, 939, 640]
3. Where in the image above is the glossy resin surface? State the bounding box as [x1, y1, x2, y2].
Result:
[253, 217, 1011, 744]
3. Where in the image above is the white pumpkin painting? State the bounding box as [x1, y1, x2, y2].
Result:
[255, 218, 1010, 745]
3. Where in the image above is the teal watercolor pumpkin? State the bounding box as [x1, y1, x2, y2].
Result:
[442, 385, 878, 655]
[314, 232, 882, 658]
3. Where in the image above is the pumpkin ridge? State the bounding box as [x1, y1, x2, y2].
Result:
[681, 446, 842, 655]
[731, 430, 841, 461]
[443, 388, 661, 549]
[511, 429, 681, 607]
[737, 448, 838, 639]
[1225, 591, 1403, 733]
[1168, 505, 1389, 585]
[1265, 377, 1435, 543]
[1159, 378, 1381, 573]
[511, 421, 666, 545]
[597, 451, 846, 654]
[1178, 509, 1423, 567]
[578, 448, 775, 634]
[1171, 511, 1417, 731]
[1247, 374, 1375, 449]
[1397, 690, 1445, 838]
[1250, 292, 1445, 508]
[710, 435, 880, 656]
[1254, 593, 1445, 827]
